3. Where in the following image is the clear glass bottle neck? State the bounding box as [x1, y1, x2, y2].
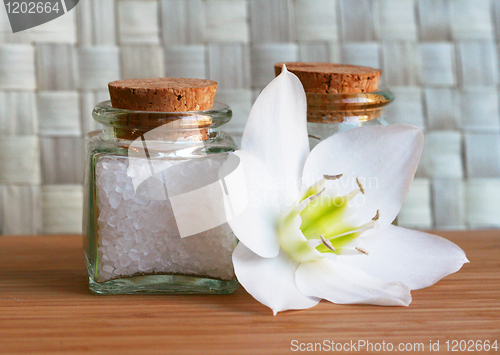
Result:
[304, 90, 394, 149]
[92, 101, 232, 143]
[305, 90, 394, 124]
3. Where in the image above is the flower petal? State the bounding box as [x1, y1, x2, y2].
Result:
[302, 124, 424, 229]
[296, 257, 411, 306]
[241, 65, 309, 207]
[233, 243, 320, 315]
[338, 225, 469, 290]
[228, 150, 280, 258]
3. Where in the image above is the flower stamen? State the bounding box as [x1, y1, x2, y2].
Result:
[296, 187, 325, 212]
[355, 247, 369, 255]
[320, 235, 336, 252]
[324, 174, 343, 180]
[322, 210, 381, 245]
[356, 177, 365, 194]
[325, 225, 369, 241]
[344, 188, 362, 202]
[334, 246, 370, 256]
[310, 188, 325, 201]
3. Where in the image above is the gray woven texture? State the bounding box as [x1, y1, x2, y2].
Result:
[0, 0, 499, 234]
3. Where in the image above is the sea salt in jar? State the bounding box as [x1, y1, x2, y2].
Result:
[83, 78, 239, 294]
[275, 63, 394, 148]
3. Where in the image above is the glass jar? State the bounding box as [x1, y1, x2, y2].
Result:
[305, 90, 394, 148]
[83, 101, 240, 294]
[305, 89, 399, 225]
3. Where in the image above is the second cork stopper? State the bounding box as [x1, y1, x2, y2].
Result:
[108, 78, 218, 112]
[274, 62, 381, 94]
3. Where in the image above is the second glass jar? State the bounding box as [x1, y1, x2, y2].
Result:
[305, 90, 394, 148]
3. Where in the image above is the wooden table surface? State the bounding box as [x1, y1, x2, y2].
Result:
[0, 231, 499, 355]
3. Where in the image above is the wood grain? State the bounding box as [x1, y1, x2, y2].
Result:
[0, 231, 499, 354]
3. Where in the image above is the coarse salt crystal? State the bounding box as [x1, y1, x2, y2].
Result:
[95, 156, 236, 282]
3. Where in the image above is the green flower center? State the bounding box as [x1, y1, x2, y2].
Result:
[278, 174, 379, 263]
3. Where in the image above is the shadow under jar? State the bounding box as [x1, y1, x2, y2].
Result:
[83, 100, 239, 295]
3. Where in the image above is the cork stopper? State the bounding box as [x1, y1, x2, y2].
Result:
[105, 78, 218, 141]
[108, 78, 218, 112]
[274, 62, 381, 94]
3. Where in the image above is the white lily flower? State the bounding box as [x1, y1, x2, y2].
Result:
[229, 66, 469, 315]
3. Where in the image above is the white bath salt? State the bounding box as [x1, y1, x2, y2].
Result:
[95, 155, 236, 283]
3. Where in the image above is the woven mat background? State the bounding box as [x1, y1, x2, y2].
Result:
[1, 0, 499, 235]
